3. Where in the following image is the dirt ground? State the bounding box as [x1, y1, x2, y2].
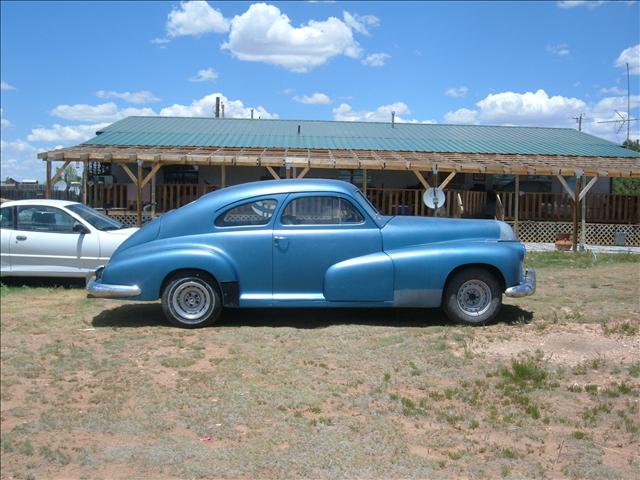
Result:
[1, 254, 639, 479]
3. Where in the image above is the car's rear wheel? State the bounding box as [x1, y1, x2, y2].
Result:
[161, 271, 221, 328]
[442, 268, 502, 325]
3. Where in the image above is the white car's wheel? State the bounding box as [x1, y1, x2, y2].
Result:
[162, 271, 221, 328]
[443, 268, 502, 325]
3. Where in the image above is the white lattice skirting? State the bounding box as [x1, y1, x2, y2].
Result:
[506, 221, 640, 246]
[106, 212, 639, 247]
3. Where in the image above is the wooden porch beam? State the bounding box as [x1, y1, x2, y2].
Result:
[297, 167, 310, 179]
[82, 160, 88, 205]
[578, 176, 598, 202]
[556, 174, 575, 202]
[221, 165, 226, 188]
[266, 166, 280, 180]
[438, 171, 457, 190]
[121, 163, 139, 186]
[413, 170, 431, 190]
[49, 159, 72, 188]
[140, 163, 162, 189]
[514, 175, 520, 238]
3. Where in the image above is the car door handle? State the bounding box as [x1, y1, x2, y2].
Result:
[15, 235, 27, 241]
[274, 236, 289, 249]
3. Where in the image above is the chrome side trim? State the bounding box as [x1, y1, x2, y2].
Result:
[86, 278, 141, 298]
[504, 268, 536, 298]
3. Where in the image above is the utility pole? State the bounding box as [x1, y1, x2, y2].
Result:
[627, 62, 631, 142]
[573, 113, 583, 131]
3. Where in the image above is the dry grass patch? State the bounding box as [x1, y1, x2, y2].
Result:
[1, 255, 639, 479]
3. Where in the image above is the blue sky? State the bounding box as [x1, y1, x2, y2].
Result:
[1, 0, 639, 180]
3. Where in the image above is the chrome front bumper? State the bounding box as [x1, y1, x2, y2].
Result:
[86, 266, 141, 298]
[504, 268, 536, 298]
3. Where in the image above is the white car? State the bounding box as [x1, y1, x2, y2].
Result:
[0, 199, 138, 278]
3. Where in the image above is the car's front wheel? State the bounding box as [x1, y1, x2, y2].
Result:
[442, 268, 502, 325]
[162, 271, 222, 328]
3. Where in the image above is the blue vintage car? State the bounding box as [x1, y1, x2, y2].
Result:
[87, 179, 535, 327]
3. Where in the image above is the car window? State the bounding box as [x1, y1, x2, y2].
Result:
[281, 196, 364, 225]
[215, 199, 277, 227]
[0, 206, 14, 229]
[16, 205, 77, 233]
[66, 203, 123, 231]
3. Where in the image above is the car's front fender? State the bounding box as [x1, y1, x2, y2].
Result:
[101, 239, 238, 301]
[387, 240, 525, 307]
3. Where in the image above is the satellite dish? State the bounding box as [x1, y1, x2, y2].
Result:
[423, 187, 446, 209]
[251, 200, 276, 218]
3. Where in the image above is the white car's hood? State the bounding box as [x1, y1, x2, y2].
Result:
[104, 227, 139, 236]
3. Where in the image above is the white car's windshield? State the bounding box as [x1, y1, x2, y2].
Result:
[67, 204, 124, 231]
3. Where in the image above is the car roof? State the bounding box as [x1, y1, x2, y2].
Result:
[202, 179, 358, 206]
[1, 199, 80, 208]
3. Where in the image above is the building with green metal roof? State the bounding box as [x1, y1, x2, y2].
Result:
[38, 115, 640, 235]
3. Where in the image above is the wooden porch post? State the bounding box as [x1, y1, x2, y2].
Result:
[82, 160, 88, 205]
[580, 176, 586, 250]
[136, 161, 143, 227]
[221, 165, 226, 188]
[572, 175, 581, 252]
[151, 166, 157, 218]
[363, 168, 367, 195]
[45, 159, 52, 199]
[514, 175, 520, 238]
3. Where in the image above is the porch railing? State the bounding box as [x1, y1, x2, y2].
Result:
[366, 188, 487, 218]
[497, 192, 640, 224]
[84, 183, 639, 224]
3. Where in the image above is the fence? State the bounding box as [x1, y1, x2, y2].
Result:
[366, 188, 487, 218]
[0, 186, 80, 202]
[497, 192, 639, 224]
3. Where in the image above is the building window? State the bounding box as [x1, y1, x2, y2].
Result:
[163, 165, 199, 184]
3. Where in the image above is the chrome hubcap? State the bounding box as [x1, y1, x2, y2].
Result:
[457, 279, 492, 317]
[172, 281, 212, 323]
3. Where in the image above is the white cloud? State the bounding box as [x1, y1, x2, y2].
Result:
[222, 3, 361, 72]
[96, 90, 160, 104]
[547, 43, 570, 56]
[167, 1, 229, 37]
[600, 86, 626, 95]
[557, 1, 606, 9]
[150, 37, 170, 45]
[333, 102, 410, 122]
[445, 86, 469, 98]
[443, 88, 639, 142]
[445, 90, 586, 126]
[1, 108, 11, 128]
[362, 53, 390, 67]
[615, 44, 640, 75]
[159, 92, 277, 119]
[50, 102, 156, 122]
[0, 81, 16, 91]
[27, 123, 109, 143]
[189, 67, 218, 82]
[444, 108, 478, 124]
[293, 92, 331, 105]
[342, 11, 379, 35]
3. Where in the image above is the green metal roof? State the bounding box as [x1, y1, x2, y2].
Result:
[84, 116, 640, 158]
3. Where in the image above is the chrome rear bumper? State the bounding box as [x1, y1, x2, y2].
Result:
[86, 267, 141, 298]
[505, 268, 536, 298]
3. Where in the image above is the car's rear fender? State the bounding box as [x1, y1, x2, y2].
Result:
[101, 239, 237, 301]
[387, 240, 524, 307]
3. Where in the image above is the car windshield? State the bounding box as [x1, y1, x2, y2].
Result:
[66, 204, 124, 231]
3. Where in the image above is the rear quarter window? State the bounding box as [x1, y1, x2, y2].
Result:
[215, 199, 277, 227]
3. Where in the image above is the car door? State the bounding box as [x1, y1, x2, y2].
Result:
[211, 195, 285, 306]
[272, 193, 388, 303]
[0, 205, 14, 274]
[10, 205, 100, 276]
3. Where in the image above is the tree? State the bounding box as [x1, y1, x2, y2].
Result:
[55, 165, 81, 194]
[612, 140, 640, 195]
